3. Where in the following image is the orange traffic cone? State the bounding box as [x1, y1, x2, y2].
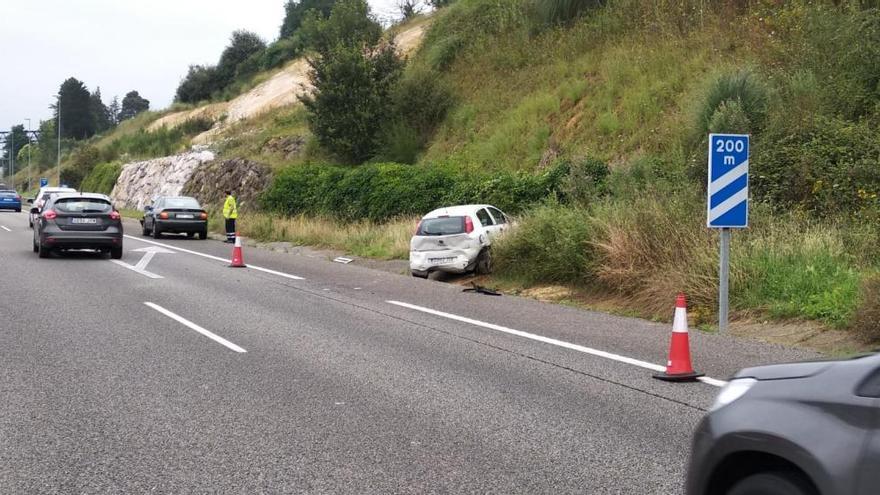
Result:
[229, 232, 246, 268]
[653, 293, 703, 382]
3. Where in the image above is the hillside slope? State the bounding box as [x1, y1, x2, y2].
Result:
[147, 20, 429, 145]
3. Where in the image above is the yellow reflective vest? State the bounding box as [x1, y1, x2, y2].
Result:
[223, 195, 238, 219]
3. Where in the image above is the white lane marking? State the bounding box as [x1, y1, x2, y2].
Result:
[123, 234, 305, 280]
[111, 260, 163, 279]
[387, 301, 728, 388]
[144, 302, 246, 353]
[1, 226, 10, 232]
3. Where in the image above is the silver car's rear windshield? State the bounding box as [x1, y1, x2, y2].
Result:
[54, 198, 112, 214]
[418, 217, 466, 236]
[165, 198, 201, 209]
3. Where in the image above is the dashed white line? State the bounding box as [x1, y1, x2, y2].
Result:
[144, 302, 246, 353]
[123, 234, 305, 280]
[387, 300, 728, 388]
[1, 226, 10, 232]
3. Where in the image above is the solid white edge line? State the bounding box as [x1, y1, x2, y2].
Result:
[123, 234, 305, 280]
[1, 226, 10, 232]
[144, 302, 246, 353]
[387, 300, 728, 388]
[111, 260, 163, 279]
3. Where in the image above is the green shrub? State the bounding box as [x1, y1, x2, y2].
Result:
[59, 166, 85, 189]
[301, 42, 403, 163]
[175, 65, 222, 104]
[261, 161, 569, 222]
[261, 37, 304, 70]
[753, 116, 880, 216]
[67, 144, 101, 177]
[394, 66, 456, 137]
[708, 100, 751, 134]
[697, 70, 769, 136]
[80, 162, 122, 195]
[560, 157, 609, 207]
[493, 201, 594, 284]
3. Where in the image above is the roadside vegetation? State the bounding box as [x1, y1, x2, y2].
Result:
[251, 0, 879, 338]
[9, 0, 877, 343]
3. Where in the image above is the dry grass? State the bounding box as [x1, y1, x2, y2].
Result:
[590, 193, 720, 320]
[228, 212, 415, 260]
[853, 275, 880, 344]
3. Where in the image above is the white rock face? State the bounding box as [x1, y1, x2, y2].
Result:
[111, 150, 215, 210]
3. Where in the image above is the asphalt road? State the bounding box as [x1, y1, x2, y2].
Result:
[0, 211, 817, 494]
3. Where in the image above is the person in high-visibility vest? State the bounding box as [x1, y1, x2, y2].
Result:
[222, 190, 238, 243]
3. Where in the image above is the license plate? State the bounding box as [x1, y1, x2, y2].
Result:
[177, 214, 194, 219]
[1, 198, 11, 202]
[71, 218, 98, 224]
[429, 257, 456, 264]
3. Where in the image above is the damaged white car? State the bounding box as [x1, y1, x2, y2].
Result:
[410, 205, 509, 279]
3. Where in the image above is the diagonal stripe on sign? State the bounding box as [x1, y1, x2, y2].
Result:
[709, 189, 748, 222]
[710, 173, 748, 208]
[710, 161, 748, 192]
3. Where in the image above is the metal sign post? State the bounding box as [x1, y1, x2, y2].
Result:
[707, 133, 750, 334]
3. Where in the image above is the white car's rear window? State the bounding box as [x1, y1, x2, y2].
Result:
[418, 217, 466, 236]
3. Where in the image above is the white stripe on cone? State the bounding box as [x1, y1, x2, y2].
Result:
[672, 306, 688, 333]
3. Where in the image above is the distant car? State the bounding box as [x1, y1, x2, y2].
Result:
[141, 196, 208, 239]
[32, 193, 123, 259]
[0, 190, 22, 212]
[686, 353, 880, 495]
[28, 186, 77, 228]
[409, 204, 509, 279]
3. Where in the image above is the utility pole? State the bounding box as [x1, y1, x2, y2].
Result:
[9, 130, 13, 191]
[57, 97, 62, 186]
[25, 118, 31, 191]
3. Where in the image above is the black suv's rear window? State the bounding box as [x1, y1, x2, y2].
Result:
[54, 198, 112, 214]
[418, 216, 466, 236]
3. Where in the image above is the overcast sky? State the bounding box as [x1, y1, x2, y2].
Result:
[0, 0, 403, 133]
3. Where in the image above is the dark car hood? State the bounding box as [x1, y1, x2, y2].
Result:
[734, 360, 835, 381]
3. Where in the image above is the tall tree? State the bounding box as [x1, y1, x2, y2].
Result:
[90, 87, 112, 133]
[35, 120, 58, 170]
[300, 0, 382, 53]
[300, 0, 402, 163]
[175, 65, 222, 103]
[118, 91, 150, 121]
[56, 78, 95, 140]
[2, 125, 30, 174]
[280, 0, 337, 38]
[216, 30, 267, 88]
[107, 96, 121, 125]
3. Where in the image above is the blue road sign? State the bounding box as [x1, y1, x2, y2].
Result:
[40, 177, 48, 188]
[707, 134, 749, 228]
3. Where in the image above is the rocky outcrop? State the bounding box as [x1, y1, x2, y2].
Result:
[181, 158, 272, 210]
[111, 150, 215, 210]
[263, 136, 306, 160]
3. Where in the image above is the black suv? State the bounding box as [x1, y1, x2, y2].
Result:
[32, 193, 123, 259]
